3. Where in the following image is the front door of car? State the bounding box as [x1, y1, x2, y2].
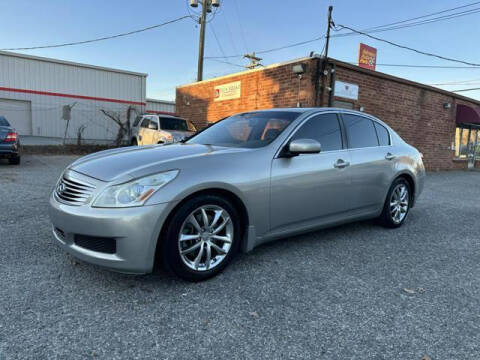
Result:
[270, 113, 352, 233]
[148, 117, 160, 144]
[341, 113, 396, 212]
[141, 116, 158, 145]
[137, 117, 151, 145]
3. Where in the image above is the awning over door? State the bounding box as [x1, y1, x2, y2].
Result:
[456, 104, 480, 126]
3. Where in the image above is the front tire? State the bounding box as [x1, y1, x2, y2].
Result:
[161, 195, 241, 282]
[379, 178, 411, 228]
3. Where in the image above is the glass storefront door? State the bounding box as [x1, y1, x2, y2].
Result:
[455, 126, 480, 169]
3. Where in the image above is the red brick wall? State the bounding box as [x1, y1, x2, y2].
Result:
[176, 59, 317, 130]
[176, 58, 479, 170]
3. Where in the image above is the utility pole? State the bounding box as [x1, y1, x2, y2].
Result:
[319, 6, 333, 107]
[191, 0, 221, 81]
[197, 2, 208, 81]
[244, 52, 263, 70]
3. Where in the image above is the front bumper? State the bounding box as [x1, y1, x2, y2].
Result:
[48, 194, 175, 274]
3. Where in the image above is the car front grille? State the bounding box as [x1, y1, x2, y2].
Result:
[55, 173, 96, 206]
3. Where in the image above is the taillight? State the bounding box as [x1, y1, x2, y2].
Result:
[419, 152, 424, 160]
[5, 132, 17, 142]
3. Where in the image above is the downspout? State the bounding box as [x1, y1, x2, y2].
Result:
[328, 62, 336, 107]
[318, 56, 329, 107]
[312, 54, 322, 107]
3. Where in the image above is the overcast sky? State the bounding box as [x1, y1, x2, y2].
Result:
[1, 0, 479, 101]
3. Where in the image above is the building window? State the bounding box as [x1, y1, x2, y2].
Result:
[455, 127, 479, 159]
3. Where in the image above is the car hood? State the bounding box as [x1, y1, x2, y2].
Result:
[168, 130, 194, 142]
[70, 143, 248, 182]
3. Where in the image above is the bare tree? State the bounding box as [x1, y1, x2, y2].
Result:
[100, 109, 127, 146]
[100, 107, 138, 146]
[76, 124, 87, 146]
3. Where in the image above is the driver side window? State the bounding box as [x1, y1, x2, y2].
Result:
[291, 113, 343, 152]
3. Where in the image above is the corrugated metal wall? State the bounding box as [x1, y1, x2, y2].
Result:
[0, 51, 146, 143]
[146, 98, 175, 114]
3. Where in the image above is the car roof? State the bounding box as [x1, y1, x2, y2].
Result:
[143, 114, 185, 120]
[237, 107, 370, 117]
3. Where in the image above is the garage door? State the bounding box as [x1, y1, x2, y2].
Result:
[0, 99, 32, 135]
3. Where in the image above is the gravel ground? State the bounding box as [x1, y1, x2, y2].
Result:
[1, 155, 479, 360]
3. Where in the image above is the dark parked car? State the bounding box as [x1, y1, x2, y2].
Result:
[0, 116, 21, 165]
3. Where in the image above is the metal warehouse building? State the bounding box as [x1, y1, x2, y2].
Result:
[0, 50, 147, 144]
[146, 98, 175, 115]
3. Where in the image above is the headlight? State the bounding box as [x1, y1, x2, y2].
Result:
[93, 170, 178, 208]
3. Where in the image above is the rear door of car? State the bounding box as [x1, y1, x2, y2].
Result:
[340, 112, 396, 213]
[269, 112, 353, 233]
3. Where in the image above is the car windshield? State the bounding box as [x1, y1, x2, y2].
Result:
[0, 116, 9, 127]
[187, 111, 301, 148]
[160, 117, 189, 131]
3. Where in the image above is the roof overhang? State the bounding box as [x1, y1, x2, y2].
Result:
[456, 104, 480, 127]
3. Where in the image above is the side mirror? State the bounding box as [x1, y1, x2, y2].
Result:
[148, 122, 158, 130]
[287, 138, 321, 156]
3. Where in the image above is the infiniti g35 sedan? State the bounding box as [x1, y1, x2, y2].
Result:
[49, 108, 425, 281]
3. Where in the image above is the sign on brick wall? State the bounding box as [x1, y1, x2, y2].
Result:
[214, 81, 241, 101]
[334, 80, 359, 100]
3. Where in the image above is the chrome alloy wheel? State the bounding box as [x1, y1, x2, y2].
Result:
[390, 183, 409, 224]
[178, 205, 233, 272]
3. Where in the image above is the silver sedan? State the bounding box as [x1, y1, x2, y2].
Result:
[49, 108, 425, 281]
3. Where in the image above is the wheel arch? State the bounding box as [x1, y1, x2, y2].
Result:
[154, 187, 250, 266]
[394, 172, 416, 207]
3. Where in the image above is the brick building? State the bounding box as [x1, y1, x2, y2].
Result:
[176, 56, 480, 170]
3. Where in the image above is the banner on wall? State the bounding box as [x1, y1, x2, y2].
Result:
[214, 81, 241, 101]
[358, 43, 377, 71]
[334, 80, 359, 100]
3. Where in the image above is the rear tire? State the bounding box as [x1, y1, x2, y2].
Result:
[131, 138, 138, 146]
[161, 194, 240, 282]
[9, 155, 20, 165]
[379, 178, 411, 228]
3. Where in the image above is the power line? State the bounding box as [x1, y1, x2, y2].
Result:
[232, 0, 249, 54]
[335, 24, 480, 67]
[0, 16, 190, 51]
[207, 58, 245, 68]
[221, 5, 240, 57]
[369, 63, 480, 69]
[333, 2, 480, 37]
[205, 35, 325, 59]
[205, 2, 480, 59]
[333, 7, 480, 38]
[209, 22, 229, 63]
[452, 87, 480, 92]
[367, 1, 480, 30]
[429, 78, 480, 85]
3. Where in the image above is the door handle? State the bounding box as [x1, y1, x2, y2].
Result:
[385, 152, 396, 160]
[334, 159, 350, 169]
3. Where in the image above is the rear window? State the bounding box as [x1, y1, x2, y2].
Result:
[160, 117, 188, 131]
[0, 116, 9, 127]
[374, 122, 390, 146]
